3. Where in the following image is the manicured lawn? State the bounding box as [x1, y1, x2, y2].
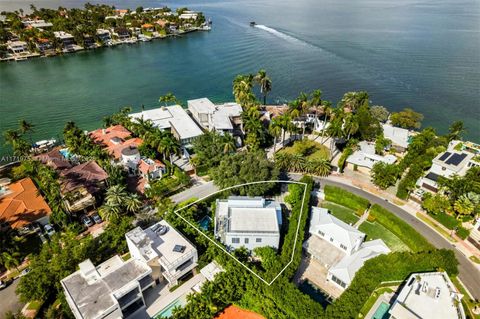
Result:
[359, 221, 410, 252]
[324, 185, 370, 213]
[321, 202, 359, 225]
[416, 213, 456, 243]
[280, 139, 330, 161]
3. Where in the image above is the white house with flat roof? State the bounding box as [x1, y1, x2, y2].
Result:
[61, 255, 154, 319]
[214, 196, 282, 251]
[417, 150, 475, 193]
[7, 41, 28, 54]
[126, 220, 198, 287]
[389, 272, 465, 319]
[129, 105, 203, 147]
[346, 141, 397, 173]
[382, 123, 410, 152]
[303, 207, 390, 289]
[187, 98, 243, 135]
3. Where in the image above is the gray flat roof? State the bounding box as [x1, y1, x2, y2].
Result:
[229, 207, 279, 233]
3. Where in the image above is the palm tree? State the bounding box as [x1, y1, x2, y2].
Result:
[309, 159, 331, 176]
[269, 119, 282, 153]
[343, 114, 359, 140]
[159, 92, 178, 106]
[254, 69, 272, 106]
[159, 135, 180, 163]
[232, 74, 255, 106]
[447, 121, 465, 142]
[319, 101, 333, 144]
[105, 184, 128, 207]
[454, 195, 474, 219]
[326, 118, 344, 160]
[19, 120, 34, 135]
[125, 194, 143, 213]
[1, 251, 21, 271]
[98, 204, 121, 221]
[221, 133, 236, 154]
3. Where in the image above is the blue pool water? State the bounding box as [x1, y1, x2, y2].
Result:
[373, 302, 391, 319]
[59, 148, 71, 159]
[154, 298, 186, 319]
[199, 216, 211, 231]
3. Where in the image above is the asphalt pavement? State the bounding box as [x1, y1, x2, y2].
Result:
[0, 279, 24, 318]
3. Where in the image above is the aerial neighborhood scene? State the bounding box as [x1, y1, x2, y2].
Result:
[0, 1, 479, 319]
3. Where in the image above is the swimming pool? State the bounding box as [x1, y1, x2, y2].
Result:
[153, 298, 187, 318]
[59, 148, 72, 159]
[373, 302, 391, 319]
[198, 216, 211, 231]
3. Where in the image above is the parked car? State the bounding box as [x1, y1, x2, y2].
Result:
[81, 215, 94, 227]
[44, 224, 55, 237]
[91, 213, 103, 224]
[19, 268, 30, 277]
[0, 279, 12, 290]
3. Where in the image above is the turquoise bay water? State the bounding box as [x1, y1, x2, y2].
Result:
[0, 0, 479, 158]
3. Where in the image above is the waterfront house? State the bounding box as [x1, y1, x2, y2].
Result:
[388, 272, 465, 319]
[0, 177, 52, 230]
[114, 27, 131, 41]
[141, 23, 155, 33]
[303, 207, 390, 289]
[7, 41, 28, 54]
[61, 256, 154, 319]
[382, 123, 411, 152]
[60, 161, 108, 213]
[83, 34, 97, 49]
[89, 125, 143, 162]
[35, 38, 54, 55]
[214, 196, 282, 251]
[179, 11, 199, 20]
[155, 19, 168, 28]
[54, 31, 83, 52]
[22, 19, 53, 29]
[34, 147, 72, 171]
[346, 141, 397, 173]
[188, 98, 243, 135]
[417, 149, 475, 193]
[126, 220, 198, 287]
[96, 29, 112, 45]
[129, 105, 204, 151]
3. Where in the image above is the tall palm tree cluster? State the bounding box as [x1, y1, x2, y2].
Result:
[137, 122, 181, 164]
[232, 69, 272, 107]
[0, 228, 25, 272]
[274, 152, 331, 177]
[3, 120, 34, 157]
[98, 185, 143, 221]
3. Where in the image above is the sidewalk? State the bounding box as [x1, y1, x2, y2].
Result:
[326, 173, 480, 269]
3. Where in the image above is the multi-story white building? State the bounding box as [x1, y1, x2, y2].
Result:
[418, 149, 475, 193]
[126, 220, 198, 287]
[389, 272, 465, 319]
[187, 98, 243, 135]
[61, 255, 154, 319]
[129, 105, 203, 147]
[303, 207, 390, 289]
[214, 196, 282, 251]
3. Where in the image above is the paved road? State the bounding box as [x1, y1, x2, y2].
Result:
[311, 177, 480, 300]
[170, 176, 480, 299]
[171, 181, 218, 204]
[0, 279, 24, 318]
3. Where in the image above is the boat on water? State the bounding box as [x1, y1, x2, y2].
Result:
[250, 21, 256, 26]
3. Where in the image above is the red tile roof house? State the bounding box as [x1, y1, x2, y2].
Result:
[89, 125, 144, 161]
[0, 178, 52, 230]
[34, 146, 72, 171]
[60, 161, 108, 214]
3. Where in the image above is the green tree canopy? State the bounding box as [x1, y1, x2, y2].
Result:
[390, 108, 424, 130]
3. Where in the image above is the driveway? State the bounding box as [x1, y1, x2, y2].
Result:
[292, 175, 480, 300]
[0, 279, 24, 318]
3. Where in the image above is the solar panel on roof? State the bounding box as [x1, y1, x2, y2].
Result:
[173, 245, 186, 253]
[446, 153, 467, 166]
[438, 152, 451, 161]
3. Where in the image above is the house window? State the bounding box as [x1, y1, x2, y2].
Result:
[340, 244, 347, 250]
[256, 238, 262, 243]
[318, 231, 325, 237]
[331, 275, 347, 288]
[232, 238, 240, 244]
[244, 238, 249, 244]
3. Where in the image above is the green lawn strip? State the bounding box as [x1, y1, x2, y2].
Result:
[450, 276, 480, 319]
[324, 185, 370, 213]
[416, 213, 457, 243]
[358, 287, 394, 317]
[321, 202, 359, 225]
[469, 256, 480, 264]
[358, 221, 410, 252]
[369, 204, 433, 252]
[27, 300, 43, 311]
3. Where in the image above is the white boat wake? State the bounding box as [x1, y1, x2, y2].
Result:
[254, 24, 318, 50]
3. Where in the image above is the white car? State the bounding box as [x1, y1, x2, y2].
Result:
[44, 224, 56, 237]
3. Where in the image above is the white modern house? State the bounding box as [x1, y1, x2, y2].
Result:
[389, 272, 465, 319]
[346, 141, 397, 173]
[7, 41, 28, 54]
[382, 123, 411, 152]
[417, 150, 474, 193]
[126, 220, 198, 287]
[22, 19, 53, 29]
[129, 105, 203, 148]
[187, 98, 243, 135]
[303, 207, 390, 289]
[214, 196, 282, 251]
[54, 31, 83, 52]
[61, 256, 154, 319]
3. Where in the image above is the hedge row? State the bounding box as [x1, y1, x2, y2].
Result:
[324, 185, 370, 213]
[369, 204, 433, 252]
[428, 212, 470, 240]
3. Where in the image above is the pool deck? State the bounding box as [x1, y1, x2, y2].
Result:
[365, 292, 394, 319]
[145, 272, 206, 317]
